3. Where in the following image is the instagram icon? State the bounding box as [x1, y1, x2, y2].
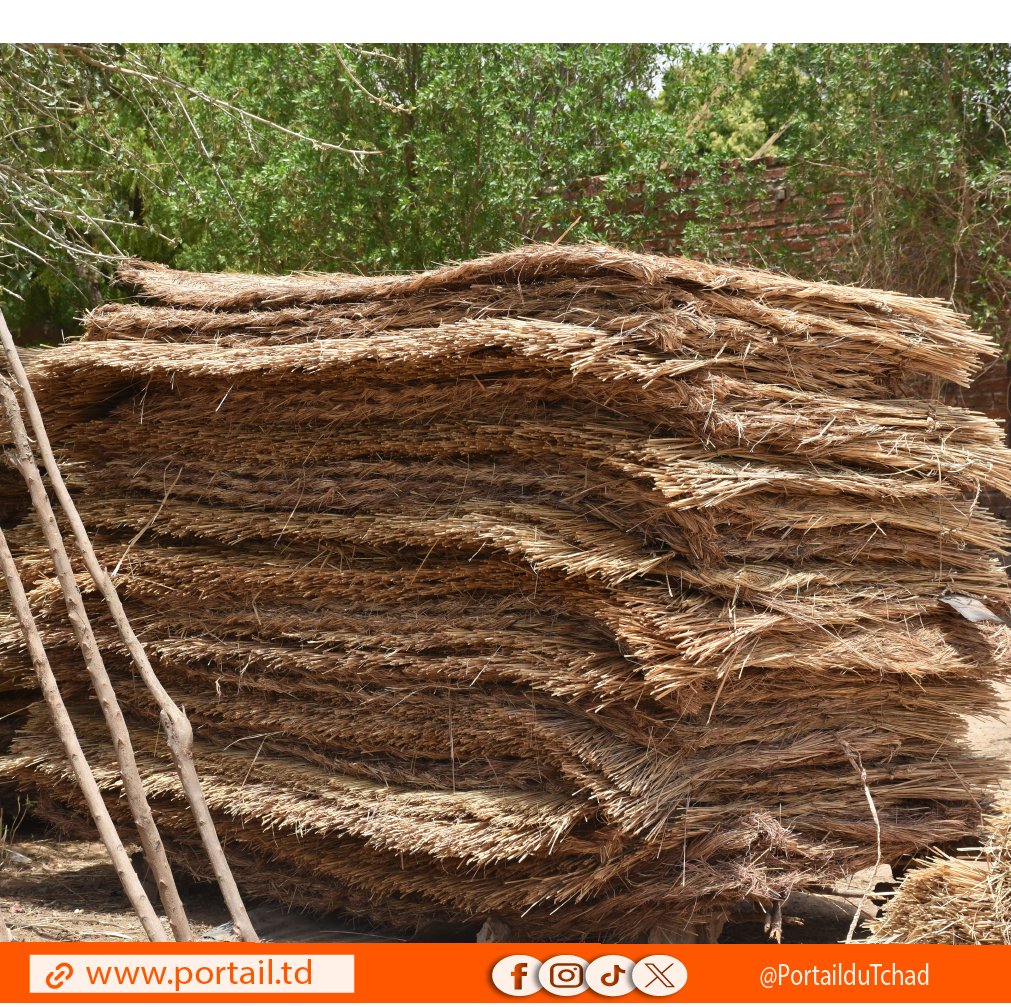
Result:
[539, 955, 589, 996]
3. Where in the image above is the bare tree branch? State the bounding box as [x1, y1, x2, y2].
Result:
[56, 45, 382, 155]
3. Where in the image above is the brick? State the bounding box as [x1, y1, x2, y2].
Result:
[975, 362, 1008, 379]
[745, 215, 782, 229]
[967, 377, 1007, 392]
[962, 385, 1003, 400]
[563, 163, 855, 264]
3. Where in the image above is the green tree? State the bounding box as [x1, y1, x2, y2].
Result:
[0, 43, 374, 337]
[718, 44, 1011, 338]
[138, 43, 709, 274]
[5, 43, 1010, 347]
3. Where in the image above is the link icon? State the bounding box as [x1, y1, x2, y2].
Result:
[491, 955, 543, 997]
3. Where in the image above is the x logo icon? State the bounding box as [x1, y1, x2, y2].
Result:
[643, 962, 676, 989]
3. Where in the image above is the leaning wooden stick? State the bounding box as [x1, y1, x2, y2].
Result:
[0, 523, 168, 941]
[0, 315, 259, 943]
[0, 375, 192, 941]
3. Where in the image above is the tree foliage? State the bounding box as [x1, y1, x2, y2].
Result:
[2, 43, 1010, 345]
[676, 44, 1011, 336]
[135, 43, 717, 273]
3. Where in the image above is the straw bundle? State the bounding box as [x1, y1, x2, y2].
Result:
[865, 800, 1011, 944]
[1, 243, 1009, 941]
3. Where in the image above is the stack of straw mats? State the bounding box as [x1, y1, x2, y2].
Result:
[2, 244, 1010, 941]
[865, 798, 1011, 944]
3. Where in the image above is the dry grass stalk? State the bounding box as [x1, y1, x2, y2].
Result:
[842, 740, 883, 944]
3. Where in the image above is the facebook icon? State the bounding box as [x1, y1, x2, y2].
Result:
[492, 955, 544, 997]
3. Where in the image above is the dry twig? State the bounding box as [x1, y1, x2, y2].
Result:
[842, 738, 883, 943]
[0, 372, 190, 941]
[0, 524, 167, 940]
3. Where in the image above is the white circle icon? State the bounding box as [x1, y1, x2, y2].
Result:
[586, 955, 636, 996]
[492, 955, 543, 997]
[538, 955, 589, 997]
[632, 954, 688, 996]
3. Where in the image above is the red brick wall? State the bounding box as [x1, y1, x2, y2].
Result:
[941, 360, 1011, 523]
[549, 160, 854, 272]
[641, 164, 853, 269]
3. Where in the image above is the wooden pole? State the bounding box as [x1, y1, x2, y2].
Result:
[0, 376, 192, 941]
[0, 523, 169, 941]
[1, 314, 259, 942]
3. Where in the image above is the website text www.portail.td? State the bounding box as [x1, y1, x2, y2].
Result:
[29, 954, 353, 994]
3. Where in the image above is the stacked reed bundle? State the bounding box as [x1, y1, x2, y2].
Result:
[1, 244, 1009, 941]
[865, 800, 1011, 944]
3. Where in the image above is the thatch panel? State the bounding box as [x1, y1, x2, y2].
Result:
[3, 244, 1007, 936]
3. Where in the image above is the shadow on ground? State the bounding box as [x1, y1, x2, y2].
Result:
[719, 893, 873, 944]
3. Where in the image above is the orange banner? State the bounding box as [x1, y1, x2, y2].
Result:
[1, 941, 1005, 1003]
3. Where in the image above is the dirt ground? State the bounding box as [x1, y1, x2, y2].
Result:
[0, 833, 410, 943]
[2, 681, 1008, 945]
[0, 833, 879, 944]
[964, 678, 1011, 767]
[1, 838, 230, 942]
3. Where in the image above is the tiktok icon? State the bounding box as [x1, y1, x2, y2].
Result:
[587, 955, 637, 997]
[491, 955, 544, 997]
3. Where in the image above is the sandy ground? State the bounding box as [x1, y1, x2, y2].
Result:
[0, 837, 406, 943]
[2, 682, 1008, 945]
[964, 679, 1011, 770]
[1, 839, 229, 942]
[0, 835, 874, 944]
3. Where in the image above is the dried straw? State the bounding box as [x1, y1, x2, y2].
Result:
[866, 800, 1011, 944]
[2, 244, 1007, 940]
